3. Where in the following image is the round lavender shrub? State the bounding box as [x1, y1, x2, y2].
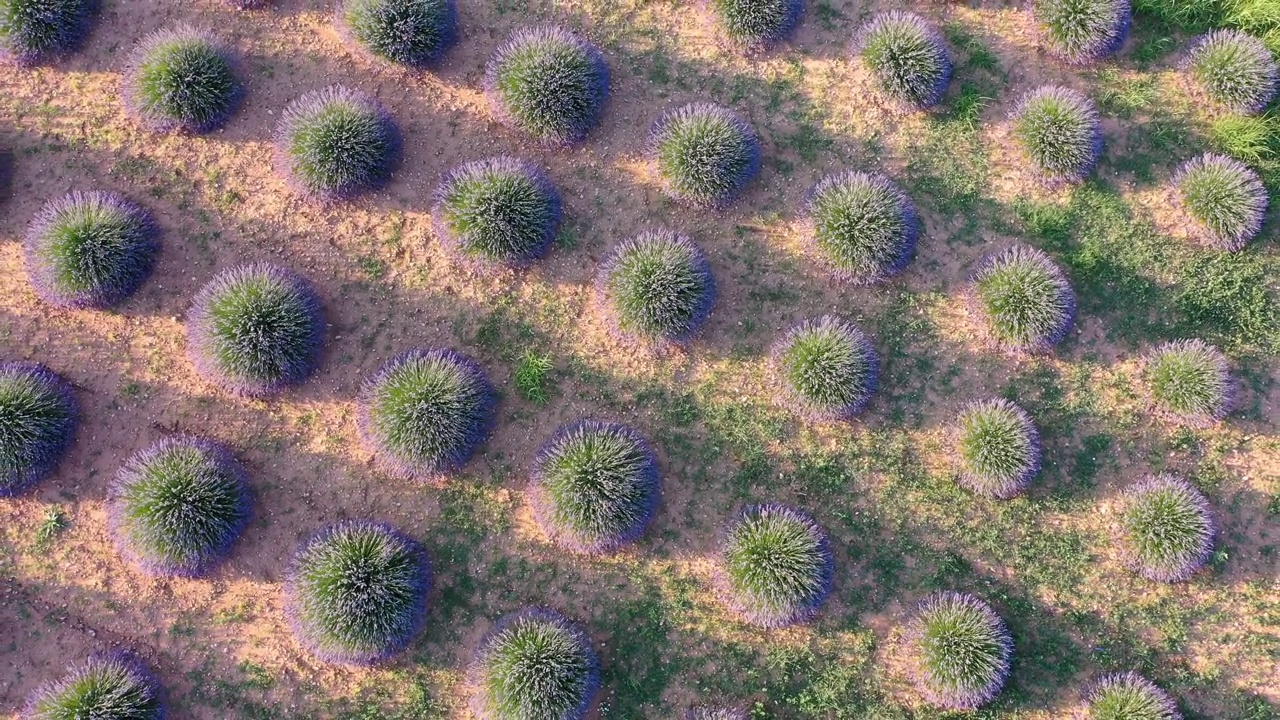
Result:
[27, 651, 164, 719]
[1143, 339, 1231, 426]
[854, 11, 953, 109]
[1184, 30, 1278, 115]
[1086, 672, 1181, 719]
[598, 230, 717, 347]
[532, 421, 659, 554]
[970, 245, 1076, 353]
[650, 103, 760, 209]
[0, 0, 94, 66]
[910, 591, 1012, 710]
[485, 26, 609, 147]
[23, 191, 159, 309]
[955, 398, 1040, 499]
[710, 0, 803, 52]
[276, 86, 399, 201]
[806, 171, 918, 283]
[110, 435, 251, 577]
[1174, 153, 1268, 251]
[340, 0, 456, 67]
[719, 504, 834, 628]
[0, 362, 76, 497]
[772, 316, 878, 421]
[433, 157, 562, 268]
[358, 348, 494, 480]
[187, 264, 325, 397]
[286, 521, 431, 664]
[124, 26, 240, 134]
[471, 609, 600, 720]
[1012, 86, 1101, 184]
[687, 707, 748, 720]
[1120, 476, 1215, 583]
[1034, 0, 1131, 64]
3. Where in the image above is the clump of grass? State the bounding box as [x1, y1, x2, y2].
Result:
[339, 0, 456, 67]
[1119, 475, 1215, 582]
[910, 591, 1013, 710]
[0, 0, 94, 66]
[1174, 153, 1268, 250]
[709, 0, 803, 52]
[598, 230, 717, 347]
[0, 362, 76, 497]
[718, 504, 834, 628]
[970, 244, 1076, 352]
[109, 435, 251, 577]
[471, 609, 600, 720]
[485, 26, 609, 146]
[433, 156, 562, 268]
[512, 351, 553, 404]
[1183, 30, 1278, 114]
[1034, 0, 1132, 63]
[35, 506, 68, 545]
[124, 26, 241, 133]
[187, 263, 325, 397]
[805, 171, 919, 283]
[1085, 672, 1182, 719]
[357, 348, 494, 480]
[1011, 86, 1103, 183]
[771, 315, 878, 421]
[687, 707, 748, 720]
[954, 398, 1041, 499]
[23, 191, 159, 309]
[276, 86, 399, 201]
[531, 421, 660, 554]
[26, 652, 163, 720]
[854, 11, 954, 109]
[650, 103, 761, 208]
[286, 521, 431, 664]
[1207, 114, 1275, 164]
[1142, 339, 1231, 426]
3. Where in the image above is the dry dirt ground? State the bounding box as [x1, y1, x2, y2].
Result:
[2, 0, 1278, 718]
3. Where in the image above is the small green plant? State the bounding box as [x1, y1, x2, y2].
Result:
[512, 351, 554, 404]
[1143, 339, 1231, 425]
[26, 653, 163, 719]
[772, 315, 878, 420]
[0, 362, 76, 497]
[855, 11, 954, 108]
[709, 0, 802, 52]
[954, 398, 1041, 499]
[1034, 0, 1131, 63]
[1174, 153, 1268, 250]
[276, 85, 399, 200]
[1208, 113, 1275, 164]
[125, 26, 240, 133]
[35, 506, 68, 545]
[805, 171, 919, 284]
[650, 103, 761, 208]
[485, 26, 610, 146]
[970, 244, 1076, 352]
[1085, 672, 1181, 719]
[1184, 29, 1278, 114]
[471, 609, 600, 720]
[599, 230, 717, 346]
[1119, 475, 1215, 582]
[433, 156, 562, 268]
[910, 592, 1013, 710]
[1012, 85, 1102, 183]
[719, 504, 834, 627]
[340, 0, 456, 67]
[0, 0, 94, 65]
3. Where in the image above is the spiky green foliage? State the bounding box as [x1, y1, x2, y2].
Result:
[1086, 672, 1182, 719]
[687, 707, 748, 720]
[0, 0, 94, 65]
[955, 398, 1041, 499]
[125, 27, 239, 133]
[1119, 476, 1215, 582]
[110, 436, 251, 577]
[341, 0, 456, 67]
[855, 11, 954, 108]
[485, 26, 609, 146]
[772, 315, 878, 421]
[532, 421, 659, 553]
[358, 349, 494, 480]
[1034, 0, 1131, 63]
[1143, 339, 1231, 425]
[971, 245, 1076, 352]
[709, 0, 802, 52]
[599, 230, 716, 346]
[287, 521, 431, 664]
[23, 191, 159, 309]
[1174, 153, 1268, 250]
[911, 592, 1013, 710]
[1184, 30, 1278, 114]
[720, 504, 834, 627]
[472, 609, 600, 720]
[806, 171, 918, 283]
[1012, 86, 1103, 183]
[0, 362, 76, 497]
[650, 103, 761, 208]
[276, 85, 398, 200]
[26, 653, 163, 720]
[187, 264, 324, 397]
[433, 157, 562, 267]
